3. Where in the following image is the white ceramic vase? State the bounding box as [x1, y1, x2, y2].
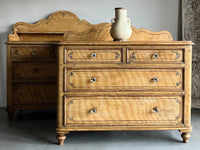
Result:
[110, 8, 132, 41]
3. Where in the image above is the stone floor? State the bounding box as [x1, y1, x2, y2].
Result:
[0, 108, 200, 150]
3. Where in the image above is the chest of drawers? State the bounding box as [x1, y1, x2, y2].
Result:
[56, 42, 192, 145]
[6, 11, 192, 144]
[6, 43, 57, 119]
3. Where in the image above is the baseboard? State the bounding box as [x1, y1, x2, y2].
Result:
[0, 99, 6, 107]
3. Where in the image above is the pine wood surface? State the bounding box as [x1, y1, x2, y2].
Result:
[13, 83, 57, 105]
[65, 68, 182, 91]
[11, 46, 56, 60]
[64, 96, 182, 125]
[13, 63, 57, 79]
[57, 42, 192, 145]
[65, 49, 122, 63]
[127, 49, 183, 63]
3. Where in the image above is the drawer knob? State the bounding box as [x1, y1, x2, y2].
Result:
[32, 51, 37, 56]
[91, 53, 97, 58]
[152, 77, 159, 82]
[91, 77, 96, 83]
[153, 53, 159, 59]
[90, 108, 97, 114]
[152, 107, 159, 113]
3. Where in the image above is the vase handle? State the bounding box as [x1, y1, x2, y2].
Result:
[111, 18, 115, 24]
[127, 18, 131, 25]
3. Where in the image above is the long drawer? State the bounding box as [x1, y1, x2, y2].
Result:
[64, 97, 182, 125]
[13, 84, 57, 105]
[13, 63, 57, 80]
[11, 46, 56, 61]
[65, 69, 182, 91]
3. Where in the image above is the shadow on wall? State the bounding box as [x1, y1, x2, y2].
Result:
[0, 25, 13, 107]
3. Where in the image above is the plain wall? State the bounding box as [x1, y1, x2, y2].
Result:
[0, 0, 179, 107]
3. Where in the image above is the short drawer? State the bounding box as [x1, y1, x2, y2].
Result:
[65, 69, 182, 91]
[13, 63, 57, 80]
[64, 97, 182, 125]
[64, 48, 122, 63]
[13, 84, 57, 105]
[127, 49, 183, 63]
[11, 46, 56, 60]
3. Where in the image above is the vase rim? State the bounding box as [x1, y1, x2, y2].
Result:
[115, 7, 127, 10]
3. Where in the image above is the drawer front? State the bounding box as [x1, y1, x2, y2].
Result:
[127, 49, 183, 63]
[13, 63, 57, 80]
[13, 84, 56, 105]
[65, 69, 182, 90]
[65, 48, 122, 63]
[64, 97, 182, 125]
[11, 47, 56, 60]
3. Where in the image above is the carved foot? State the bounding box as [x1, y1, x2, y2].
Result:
[181, 132, 190, 143]
[56, 134, 66, 145]
[8, 112, 14, 121]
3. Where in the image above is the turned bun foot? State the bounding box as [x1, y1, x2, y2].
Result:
[181, 132, 190, 143]
[56, 134, 66, 145]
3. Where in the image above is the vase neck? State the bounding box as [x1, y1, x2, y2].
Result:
[115, 9, 127, 20]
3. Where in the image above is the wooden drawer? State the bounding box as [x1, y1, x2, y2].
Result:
[13, 84, 57, 105]
[64, 97, 182, 125]
[11, 46, 56, 60]
[65, 69, 182, 91]
[13, 63, 57, 80]
[127, 49, 183, 63]
[65, 48, 122, 63]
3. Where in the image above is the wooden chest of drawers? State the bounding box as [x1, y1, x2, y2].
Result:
[6, 11, 192, 145]
[56, 42, 192, 145]
[6, 44, 57, 119]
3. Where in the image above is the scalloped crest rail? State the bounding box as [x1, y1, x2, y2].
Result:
[8, 10, 173, 41]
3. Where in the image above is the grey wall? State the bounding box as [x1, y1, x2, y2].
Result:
[0, 0, 179, 107]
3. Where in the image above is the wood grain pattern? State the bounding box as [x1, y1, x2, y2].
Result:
[65, 48, 122, 63]
[13, 63, 57, 80]
[11, 46, 56, 60]
[57, 42, 192, 145]
[66, 69, 182, 91]
[64, 96, 182, 125]
[5, 10, 192, 145]
[6, 44, 57, 119]
[13, 84, 57, 105]
[127, 49, 183, 63]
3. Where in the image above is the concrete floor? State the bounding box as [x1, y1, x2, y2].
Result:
[0, 108, 200, 150]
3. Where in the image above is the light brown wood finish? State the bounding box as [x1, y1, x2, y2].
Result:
[57, 42, 192, 145]
[127, 49, 183, 63]
[6, 11, 177, 120]
[8, 11, 172, 42]
[6, 10, 192, 145]
[64, 96, 182, 125]
[65, 49, 122, 63]
[13, 84, 57, 105]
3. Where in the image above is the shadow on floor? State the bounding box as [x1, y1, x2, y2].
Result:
[0, 108, 185, 145]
